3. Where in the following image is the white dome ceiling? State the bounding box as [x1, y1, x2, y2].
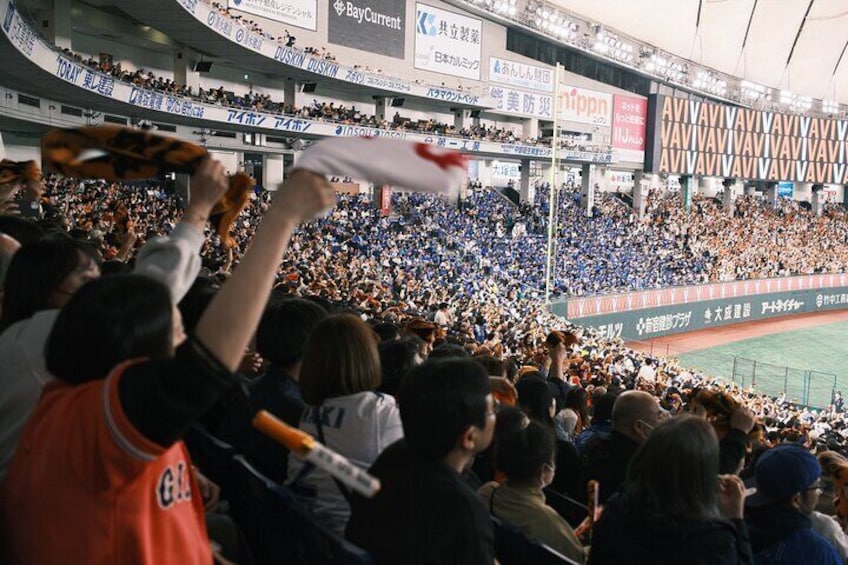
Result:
[550, 0, 848, 104]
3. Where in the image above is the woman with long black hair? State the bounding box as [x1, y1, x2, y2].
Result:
[589, 415, 752, 564]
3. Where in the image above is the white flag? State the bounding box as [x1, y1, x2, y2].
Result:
[294, 137, 467, 197]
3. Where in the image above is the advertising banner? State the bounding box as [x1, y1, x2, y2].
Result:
[3, 0, 36, 58]
[227, 0, 316, 31]
[552, 274, 848, 339]
[559, 85, 612, 126]
[329, 0, 405, 59]
[491, 161, 520, 181]
[488, 85, 552, 119]
[612, 94, 647, 151]
[488, 57, 553, 92]
[652, 94, 848, 184]
[414, 2, 482, 80]
[552, 288, 848, 340]
[0, 0, 614, 165]
[778, 181, 794, 198]
[379, 185, 392, 216]
[165, 0, 483, 104]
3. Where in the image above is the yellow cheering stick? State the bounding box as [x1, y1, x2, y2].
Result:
[252, 410, 381, 498]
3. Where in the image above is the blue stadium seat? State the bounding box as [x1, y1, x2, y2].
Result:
[543, 487, 589, 529]
[183, 424, 241, 501]
[492, 517, 582, 565]
[228, 454, 373, 565]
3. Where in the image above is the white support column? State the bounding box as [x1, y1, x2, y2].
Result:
[522, 118, 539, 141]
[580, 163, 596, 217]
[722, 178, 736, 215]
[174, 48, 200, 94]
[51, 0, 72, 50]
[478, 160, 493, 188]
[764, 182, 778, 209]
[812, 184, 826, 216]
[374, 97, 392, 123]
[263, 154, 285, 191]
[519, 159, 531, 203]
[632, 171, 646, 218]
[648, 173, 662, 192]
[453, 109, 470, 130]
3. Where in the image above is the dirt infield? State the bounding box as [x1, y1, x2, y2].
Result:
[627, 309, 848, 356]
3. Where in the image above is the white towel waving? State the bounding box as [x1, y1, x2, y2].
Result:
[293, 137, 467, 198]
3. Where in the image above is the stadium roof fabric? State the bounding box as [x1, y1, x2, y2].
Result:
[552, 0, 848, 104]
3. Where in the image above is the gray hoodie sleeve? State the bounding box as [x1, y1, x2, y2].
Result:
[132, 223, 205, 303]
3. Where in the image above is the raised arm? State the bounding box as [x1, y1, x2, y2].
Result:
[132, 159, 229, 303]
[119, 169, 334, 446]
[193, 169, 332, 370]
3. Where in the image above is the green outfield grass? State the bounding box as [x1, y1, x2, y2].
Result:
[675, 320, 848, 408]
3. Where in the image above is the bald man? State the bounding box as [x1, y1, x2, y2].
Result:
[581, 391, 667, 503]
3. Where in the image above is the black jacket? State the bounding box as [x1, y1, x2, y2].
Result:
[246, 366, 307, 483]
[581, 431, 640, 504]
[582, 428, 749, 503]
[589, 494, 753, 565]
[347, 440, 494, 565]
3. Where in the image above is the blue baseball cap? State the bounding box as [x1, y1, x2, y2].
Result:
[747, 445, 821, 507]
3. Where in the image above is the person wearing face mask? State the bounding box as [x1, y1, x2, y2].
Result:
[478, 418, 586, 563]
[515, 374, 583, 500]
[581, 391, 666, 504]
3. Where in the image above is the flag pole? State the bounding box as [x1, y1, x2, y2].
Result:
[545, 63, 561, 305]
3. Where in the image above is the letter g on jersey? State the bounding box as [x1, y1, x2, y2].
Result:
[156, 461, 192, 509]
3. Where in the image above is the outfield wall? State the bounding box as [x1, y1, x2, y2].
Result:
[550, 274, 848, 340]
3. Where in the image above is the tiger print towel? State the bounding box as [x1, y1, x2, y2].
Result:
[0, 160, 41, 185]
[41, 126, 253, 248]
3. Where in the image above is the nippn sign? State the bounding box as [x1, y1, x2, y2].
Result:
[559, 86, 612, 126]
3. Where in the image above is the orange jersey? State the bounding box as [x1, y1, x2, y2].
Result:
[1, 362, 211, 564]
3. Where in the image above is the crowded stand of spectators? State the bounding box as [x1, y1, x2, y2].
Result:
[57, 45, 546, 147]
[664, 193, 848, 281]
[484, 182, 848, 295]
[5, 162, 848, 564]
[11, 173, 848, 371]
